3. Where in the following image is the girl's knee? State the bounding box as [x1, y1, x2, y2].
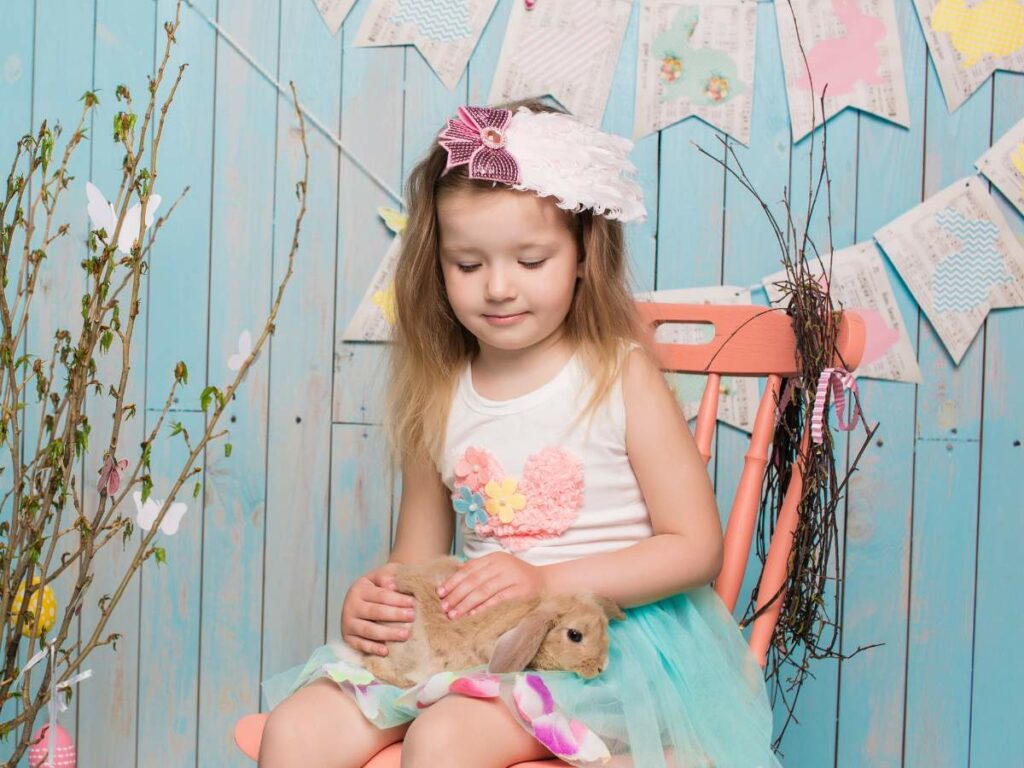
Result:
[401, 713, 461, 768]
[259, 680, 403, 768]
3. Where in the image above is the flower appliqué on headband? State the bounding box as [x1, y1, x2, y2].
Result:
[437, 106, 520, 185]
[450, 445, 584, 552]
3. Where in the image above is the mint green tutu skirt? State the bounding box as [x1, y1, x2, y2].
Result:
[262, 585, 781, 767]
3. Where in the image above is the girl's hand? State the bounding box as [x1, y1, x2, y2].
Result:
[341, 563, 417, 657]
[436, 552, 546, 620]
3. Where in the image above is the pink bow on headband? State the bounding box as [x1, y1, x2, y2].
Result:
[438, 106, 521, 185]
[811, 367, 863, 445]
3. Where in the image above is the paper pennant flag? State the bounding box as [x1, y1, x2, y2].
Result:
[913, 0, 1024, 112]
[776, 0, 910, 141]
[634, 0, 757, 143]
[976, 114, 1024, 216]
[489, 0, 633, 127]
[762, 242, 922, 383]
[355, 0, 500, 89]
[312, 0, 357, 35]
[343, 208, 406, 342]
[635, 285, 759, 432]
[875, 177, 1024, 364]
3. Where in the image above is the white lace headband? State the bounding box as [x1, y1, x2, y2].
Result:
[437, 105, 647, 223]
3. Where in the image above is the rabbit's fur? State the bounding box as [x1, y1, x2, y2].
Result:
[361, 556, 624, 688]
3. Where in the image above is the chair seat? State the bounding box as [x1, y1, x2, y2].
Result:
[233, 712, 567, 766]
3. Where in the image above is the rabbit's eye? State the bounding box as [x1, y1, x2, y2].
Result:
[567, 629, 583, 643]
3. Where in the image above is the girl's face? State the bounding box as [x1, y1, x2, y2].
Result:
[437, 187, 581, 359]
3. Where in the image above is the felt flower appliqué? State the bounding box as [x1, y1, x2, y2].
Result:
[484, 478, 527, 523]
[452, 486, 488, 528]
[454, 446, 495, 492]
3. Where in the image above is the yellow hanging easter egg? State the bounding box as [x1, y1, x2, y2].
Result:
[10, 577, 58, 638]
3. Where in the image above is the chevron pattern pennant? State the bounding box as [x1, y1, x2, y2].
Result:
[356, 0, 500, 89]
[874, 177, 1024, 364]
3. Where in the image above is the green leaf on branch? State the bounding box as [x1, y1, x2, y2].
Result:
[200, 385, 224, 413]
[141, 475, 153, 503]
[100, 330, 113, 353]
[169, 421, 183, 437]
[224, 443, 232, 458]
[174, 361, 188, 385]
[81, 90, 99, 107]
[153, 547, 166, 565]
[192, 481, 201, 499]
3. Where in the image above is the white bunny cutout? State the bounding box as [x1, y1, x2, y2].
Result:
[85, 181, 161, 255]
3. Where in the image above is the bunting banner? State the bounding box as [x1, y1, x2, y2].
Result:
[355, 0, 500, 89]
[776, 0, 910, 141]
[976, 114, 1024, 216]
[488, 0, 633, 126]
[913, 0, 1024, 112]
[312, 0, 357, 35]
[875, 176, 1024, 364]
[634, 0, 757, 143]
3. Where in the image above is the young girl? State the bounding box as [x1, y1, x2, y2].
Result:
[257, 101, 781, 768]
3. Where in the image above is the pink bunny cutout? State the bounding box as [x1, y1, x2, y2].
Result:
[794, 0, 886, 97]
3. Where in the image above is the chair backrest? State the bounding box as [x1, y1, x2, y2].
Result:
[634, 302, 865, 668]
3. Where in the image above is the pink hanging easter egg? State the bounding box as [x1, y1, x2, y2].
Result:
[27, 724, 76, 768]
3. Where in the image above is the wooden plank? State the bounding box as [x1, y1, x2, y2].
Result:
[327, 424, 393, 641]
[143, 1, 225, 766]
[331, 1, 404, 425]
[968, 70, 1024, 766]
[836, 2, 926, 765]
[259, 0, 341, 711]
[0, 2, 35, 762]
[901, 55, 992, 768]
[136, 0, 276, 765]
[76, 2, 156, 764]
[604, 0, 658, 292]
[19, 0, 95, 754]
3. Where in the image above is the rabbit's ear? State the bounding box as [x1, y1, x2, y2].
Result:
[594, 595, 624, 621]
[488, 611, 557, 674]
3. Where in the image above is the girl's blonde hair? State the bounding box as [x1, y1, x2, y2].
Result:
[386, 98, 643, 465]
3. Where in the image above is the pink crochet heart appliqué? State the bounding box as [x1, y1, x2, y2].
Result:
[453, 446, 584, 552]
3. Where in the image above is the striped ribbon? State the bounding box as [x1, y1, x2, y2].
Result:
[811, 367, 862, 445]
[18, 644, 92, 766]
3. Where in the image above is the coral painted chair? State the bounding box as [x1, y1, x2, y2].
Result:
[233, 302, 866, 766]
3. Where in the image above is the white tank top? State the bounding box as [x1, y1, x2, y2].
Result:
[440, 351, 654, 567]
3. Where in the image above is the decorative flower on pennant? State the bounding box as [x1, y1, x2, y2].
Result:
[454, 446, 494, 492]
[453, 486, 488, 528]
[97, 454, 129, 496]
[660, 54, 683, 82]
[484, 478, 526, 523]
[705, 74, 730, 102]
[437, 106, 520, 185]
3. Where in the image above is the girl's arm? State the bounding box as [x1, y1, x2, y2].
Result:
[389, 449, 456, 565]
[542, 347, 724, 607]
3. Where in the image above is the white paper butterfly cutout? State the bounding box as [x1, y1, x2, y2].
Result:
[133, 491, 188, 536]
[85, 181, 162, 255]
[227, 330, 252, 371]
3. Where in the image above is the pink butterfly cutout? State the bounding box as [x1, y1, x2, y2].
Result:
[97, 455, 129, 495]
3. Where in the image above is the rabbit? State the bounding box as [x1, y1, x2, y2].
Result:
[359, 556, 624, 689]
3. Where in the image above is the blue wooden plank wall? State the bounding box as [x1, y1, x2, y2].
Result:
[1, 0, 1022, 766]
